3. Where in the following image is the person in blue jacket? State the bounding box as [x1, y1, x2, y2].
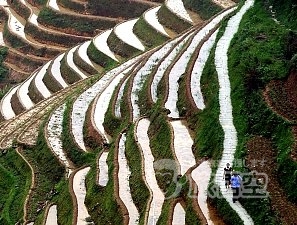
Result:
[230, 171, 242, 203]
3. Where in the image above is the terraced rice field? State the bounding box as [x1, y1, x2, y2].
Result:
[3, 0, 295, 224]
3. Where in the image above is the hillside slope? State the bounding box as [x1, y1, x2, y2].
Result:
[0, 0, 297, 225]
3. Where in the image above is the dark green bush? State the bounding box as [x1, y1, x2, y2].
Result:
[0, 47, 8, 82]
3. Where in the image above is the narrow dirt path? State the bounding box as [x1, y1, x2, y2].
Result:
[15, 147, 35, 225]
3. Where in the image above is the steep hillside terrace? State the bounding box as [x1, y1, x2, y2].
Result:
[85, 0, 161, 19]
[1, 0, 280, 225]
[0, 76, 90, 149]
[2, 6, 65, 55]
[0, 0, 202, 122]
[10, 0, 91, 47]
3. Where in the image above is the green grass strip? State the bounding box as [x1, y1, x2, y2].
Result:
[183, 0, 223, 20]
[125, 125, 150, 225]
[22, 129, 65, 221]
[227, 0, 292, 222]
[0, 149, 31, 224]
[85, 146, 123, 224]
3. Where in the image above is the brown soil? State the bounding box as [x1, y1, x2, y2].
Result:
[246, 136, 297, 225]
[263, 69, 297, 162]
[84, 97, 106, 149]
[264, 70, 297, 123]
[290, 125, 297, 161]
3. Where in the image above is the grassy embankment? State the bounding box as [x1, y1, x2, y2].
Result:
[0, 149, 31, 225]
[228, 0, 297, 223]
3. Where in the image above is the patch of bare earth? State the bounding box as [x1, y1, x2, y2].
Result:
[246, 136, 297, 225]
[264, 70, 297, 122]
[263, 69, 297, 162]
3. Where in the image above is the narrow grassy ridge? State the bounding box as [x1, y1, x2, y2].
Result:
[0, 149, 31, 225]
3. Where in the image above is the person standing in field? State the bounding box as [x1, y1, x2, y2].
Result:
[223, 163, 232, 189]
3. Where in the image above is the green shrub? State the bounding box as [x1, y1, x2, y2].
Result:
[268, 0, 297, 30]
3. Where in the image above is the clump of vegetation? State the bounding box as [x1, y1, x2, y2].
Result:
[133, 16, 170, 48]
[125, 125, 150, 224]
[87, 41, 119, 70]
[38, 8, 117, 36]
[85, 145, 123, 224]
[62, 97, 95, 167]
[22, 129, 65, 221]
[226, 0, 297, 222]
[0, 148, 31, 224]
[207, 182, 243, 225]
[157, 5, 192, 34]
[0, 47, 8, 83]
[183, 0, 222, 20]
[148, 103, 176, 191]
[87, 0, 153, 19]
